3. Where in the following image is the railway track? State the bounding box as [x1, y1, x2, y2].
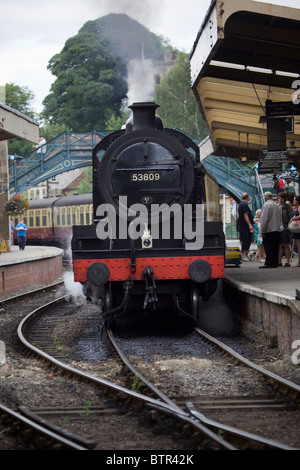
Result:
[194, 327, 300, 405]
[1, 287, 299, 450]
[107, 327, 299, 450]
[15, 296, 235, 450]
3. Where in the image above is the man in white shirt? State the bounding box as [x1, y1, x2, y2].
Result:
[259, 192, 281, 268]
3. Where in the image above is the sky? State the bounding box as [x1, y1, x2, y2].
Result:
[0, 0, 298, 114]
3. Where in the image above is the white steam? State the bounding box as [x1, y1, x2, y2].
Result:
[63, 271, 85, 304]
[126, 57, 156, 105]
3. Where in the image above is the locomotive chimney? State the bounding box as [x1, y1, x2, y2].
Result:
[128, 102, 159, 130]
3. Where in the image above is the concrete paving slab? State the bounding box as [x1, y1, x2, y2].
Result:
[0, 245, 63, 266]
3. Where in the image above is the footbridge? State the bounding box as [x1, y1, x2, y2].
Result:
[9, 131, 108, 194]
[202, 153, 264, 213]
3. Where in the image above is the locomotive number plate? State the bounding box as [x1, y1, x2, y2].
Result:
[131, 172, 161, 182]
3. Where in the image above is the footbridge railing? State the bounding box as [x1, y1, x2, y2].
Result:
[203, 154, 264, 214]
[9, 131, 108, 194]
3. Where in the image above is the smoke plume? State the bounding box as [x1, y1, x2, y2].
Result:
[126, 57, 156, 105]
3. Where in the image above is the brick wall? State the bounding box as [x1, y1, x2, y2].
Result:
[0, 255, 62, 297]
[223, 280, 300, 357]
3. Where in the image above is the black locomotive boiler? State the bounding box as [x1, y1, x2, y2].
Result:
[71, 102, 225, 324]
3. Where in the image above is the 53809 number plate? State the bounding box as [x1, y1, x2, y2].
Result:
[131, 172, 160, 182]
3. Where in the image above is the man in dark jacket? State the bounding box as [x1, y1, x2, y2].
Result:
[259, 192, 281, 268]
[238, 193, 254, 261]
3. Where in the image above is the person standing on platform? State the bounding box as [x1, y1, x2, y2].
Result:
[290, 196, 300, 267]
[259, 192, 281, 268]
[238, 193, 254, 261]
[277, 192, 292, 267]
[16, 218, 28, 251]
[253, 209, 265, 262]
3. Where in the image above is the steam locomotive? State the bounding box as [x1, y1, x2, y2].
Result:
[71, 102, 225, 325]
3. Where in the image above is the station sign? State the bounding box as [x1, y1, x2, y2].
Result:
[261, 149, 288, 161]
[258, 159, 282, 174]
[266, 100, 300, 117]
[258, 149, 289, 174]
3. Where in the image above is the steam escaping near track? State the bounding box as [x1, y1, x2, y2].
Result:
[197, 283, 236, 336]
[63, 271, 85, 305]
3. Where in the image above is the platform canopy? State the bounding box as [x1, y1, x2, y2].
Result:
[190, 0, 300, 163]
[0, 102, 39, 143]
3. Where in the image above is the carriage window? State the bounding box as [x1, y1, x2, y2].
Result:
[80, 214, 84, 224]
[42, 210, 47, 226]
[72, 207, 76, 225]
[30, 217, 34, 226]
[67, 214, 71, 225]
[61, 208, 66, 225]
[35, 210, 40, 227]
[85, 213, 90, 224]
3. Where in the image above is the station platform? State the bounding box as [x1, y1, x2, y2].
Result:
[225, 240, 300, 301]
[0, 245, 63, 298]
[224, 240, 300, 357]
[226, 259, 300, 302]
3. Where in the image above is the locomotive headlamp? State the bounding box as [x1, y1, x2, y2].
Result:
[142, 224, 152, 249]
[188, 259, 212, 283]
[86, 262, 110, 286]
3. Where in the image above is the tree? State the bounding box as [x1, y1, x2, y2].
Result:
[76, 167, 93, 194]
[42, 14, 168, 131]
[155, 52, 206, 141]
[5, 83, 37, 157]
[5, 83, 35, 118]
[42, 28, 127, 130]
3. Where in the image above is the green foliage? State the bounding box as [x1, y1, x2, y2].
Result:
[39, 122, 69, 143]
[5, 83, 35, 118]
[105, 110, 130, 131]
[90, 14, 165, 64]
[155, 52, 206, 140]
[42, 25, 127, 130]
[76, 167, 93, 194]
[42, 14, 169, 131]
[5, 83, 37, 157]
